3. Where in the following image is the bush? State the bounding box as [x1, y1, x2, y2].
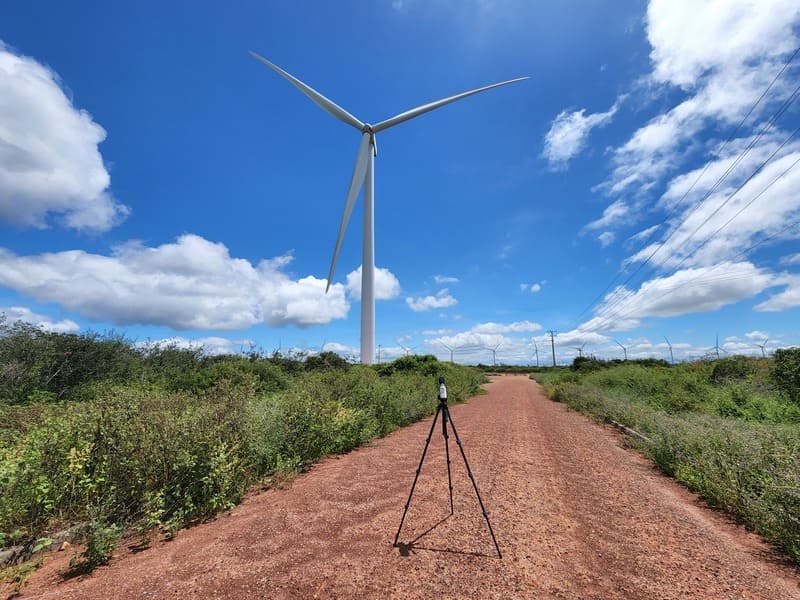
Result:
[0, 347, 484, 572]
[772, 347, 800, 403]
[710, 355, 758, 384]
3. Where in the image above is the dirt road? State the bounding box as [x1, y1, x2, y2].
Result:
[15, 375, 800, 599]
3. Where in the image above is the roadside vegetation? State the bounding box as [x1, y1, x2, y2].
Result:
[0, 319, 485, 574]
[536, 353, 800, 564]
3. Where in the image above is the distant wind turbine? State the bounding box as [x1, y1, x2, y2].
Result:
[614, 339, 627, 361]
[250, 51, 527, 364]
[756, 337, 769, 358]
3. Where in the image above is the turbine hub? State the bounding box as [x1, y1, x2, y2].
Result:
[361, 124, 375, 135]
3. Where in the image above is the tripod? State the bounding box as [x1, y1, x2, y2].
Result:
[393, 377, 502, 558]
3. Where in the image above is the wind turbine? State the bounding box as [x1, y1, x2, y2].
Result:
[614, 339, 627, 361]
[756, 337, 769, 358]
[664, 336, 674, 364]
[486, 343, 501, 366]
[250, 51, 527, 364]
[438, 341, 456, 364]
[532, 339, 539, 367]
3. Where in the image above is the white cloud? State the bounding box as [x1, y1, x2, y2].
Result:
[627, 224, 660, 245]
[647, 0, 800, 88]
[141, 336, 255, 356]
[520, 282, 542, 293]
[345, 265, 401, 301]
[406, 289, 458, 312]
[422, 328, 454, 335]
[471, 320, 542, 334]
[0, 42, 128, 231]
[535, 329, 610, 348]
[1, 306, 79, 333]
[598, 231, 615, 247]
[0, 234, 351, 330]
[433, 275, 459, 284]
[580, 261, 775, 332]
[423, 319, 544, 363]
[780, 253, 800, 266]
[755, 274, 800, 312]
[585, 199, 632, 231]
[588, 0, 800, 231]
[628, 145, 800, 269]
[745, 330, 769, 341]
[542, 103, 618, 169]
[321, 341, 360, 359]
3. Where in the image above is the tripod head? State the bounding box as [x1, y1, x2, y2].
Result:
[438, 377, 448, 402]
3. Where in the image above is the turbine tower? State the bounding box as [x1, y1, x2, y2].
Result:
[250, 51, 527, 363]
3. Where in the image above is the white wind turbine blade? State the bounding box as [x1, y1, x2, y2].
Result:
[372, 77, 528, 133]
[326, 132, 372, 292]
[249, 51, 364, 130]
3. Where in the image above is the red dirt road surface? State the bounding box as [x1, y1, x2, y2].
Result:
[14, 375, 800, 599]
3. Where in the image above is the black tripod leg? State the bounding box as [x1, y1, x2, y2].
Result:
[444, 406, 502, 559]
[443, 404, 454, 515]
[393, 405, 441, 546]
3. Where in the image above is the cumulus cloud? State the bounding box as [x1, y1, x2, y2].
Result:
[628, 144, 800, 269]
[579, 261, 775, 332]
[406, 289, 457, 312]
[647, 0, 800, 88]
[588, 0, 800, 231]
[345, 265, 401, 301]
[520, 282, 543, 293]
[0, 234, 351, 330]
[424, 320, 544, 364]
[542, 103, 618, 169]
[755, 274, 800, 312]
[0, 42, 128, 231]
[745, 330, 769, 341]
[1, 306, 79, 333]
[585, 199, 632, 231]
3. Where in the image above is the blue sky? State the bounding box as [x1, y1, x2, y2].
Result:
[1, 0, 799, 364]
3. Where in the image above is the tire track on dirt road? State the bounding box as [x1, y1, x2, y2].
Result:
[14, 375, 800, 599]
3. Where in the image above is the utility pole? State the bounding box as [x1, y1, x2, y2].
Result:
[714, 334, 721, 359]
[548, 330, 557, 367]
[664, 336, 674, 364]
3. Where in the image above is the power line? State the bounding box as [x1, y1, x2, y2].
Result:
[572, 46, 800, 327]
[581, 98, 800, 333]
[586, 216, 800, 333]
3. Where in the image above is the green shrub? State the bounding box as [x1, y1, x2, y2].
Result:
[0, 346, 484, 573]
[772, 347, 800, 403]
[710, 355, 758, 384]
